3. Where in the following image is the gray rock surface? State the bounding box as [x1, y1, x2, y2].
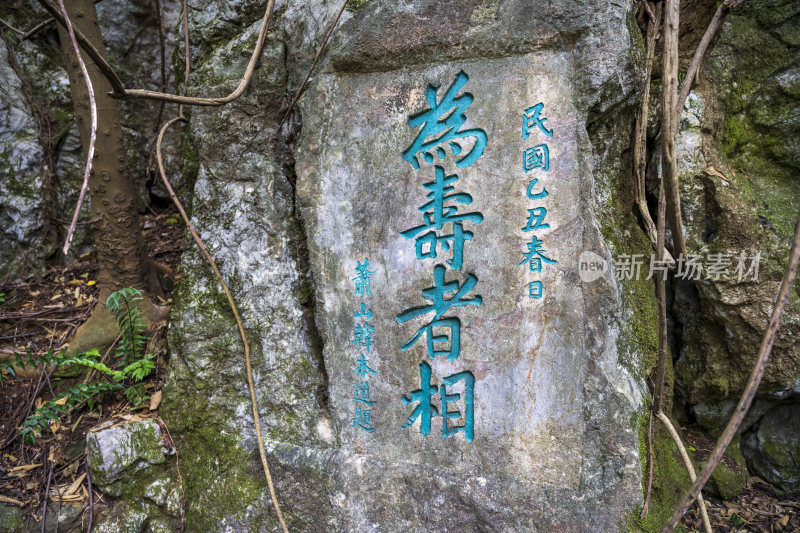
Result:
[0, 501, 83, 533]
[163, 0, 652, 531]
[296, 52, 642, 532]
[87, 418, 167, 491]
[741, 403, 800, 491]
[0, 37, 53, 279]
[86, 419, 183, 532]
[0, 504, 24, 533]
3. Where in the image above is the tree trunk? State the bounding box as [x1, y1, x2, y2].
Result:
[56, 0, 150, 297]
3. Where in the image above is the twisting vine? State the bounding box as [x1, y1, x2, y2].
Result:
[627, 2, 794, 532]
[153, 2, 288, 531]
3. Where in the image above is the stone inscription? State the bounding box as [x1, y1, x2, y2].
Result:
[396, 71, 486, 443]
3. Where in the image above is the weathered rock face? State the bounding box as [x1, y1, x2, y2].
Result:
[0, 34, 59, 280]
[669, 0, 800, 437]
[87, 419, 167, 491]
[164, 0, 654, 531]
[86, 419, 183, 532]
[163, 2, 336, 531]
[296, 49, 642, 533]
[741, 403, 800, 491]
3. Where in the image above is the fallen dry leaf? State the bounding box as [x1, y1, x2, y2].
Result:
[50, 493, 82, 502]
[64, 472, 86, 496]
[62, 461, 78, 478]
[9, 464, 41, 475]
[87, 420, 114, 433]
[704, 166, 731, 182]
[0, 495, 24, 506]
[149, 390, 162, 411]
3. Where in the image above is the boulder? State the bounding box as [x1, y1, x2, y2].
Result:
[741, 403, 800, 491]
[163, 0, 657, 530]
[86, 419, 182, 532]
[87, 418, 167, 491]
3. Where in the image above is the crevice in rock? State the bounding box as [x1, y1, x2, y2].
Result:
[669, 275, 701, 423]
[280, 101, 331, 423]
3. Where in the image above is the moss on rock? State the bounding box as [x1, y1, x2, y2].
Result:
[626, 415, 693, 532]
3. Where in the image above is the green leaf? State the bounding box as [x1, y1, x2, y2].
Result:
[731, 513, 744, 527]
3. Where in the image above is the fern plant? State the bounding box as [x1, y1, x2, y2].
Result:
[106, 287, 149, 366]
[1, 348, 60, 381]
[12, 288, 157, 443]
[19, 381, 123, 441]
[105, 288, 155, 406]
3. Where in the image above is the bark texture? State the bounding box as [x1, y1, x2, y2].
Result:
[56, 0, 150, 296]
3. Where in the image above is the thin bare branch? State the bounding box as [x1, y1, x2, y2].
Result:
[662, 208, 800, 532]
[0, 16, 52, 39]
[656, 411, 712, 533]
[34, 0, 126, 95]
[153, 0, 167, 130]
[675, 0, 744, 124]
[85, 458, 93, 533]
[278, 0, 348, 129]
[634, 2, 674, 264]
[0, 16, 27, 36]
[1, 0, 103, 40]
[640, 0, 656, 23]
[123, 0, 276, 106]
[178, 0, 189, 118]
[59, 0, 96, 256]
[41, 451, 52, 533]
[653, 178, 668, 411]
[660, 0, 688, 260]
